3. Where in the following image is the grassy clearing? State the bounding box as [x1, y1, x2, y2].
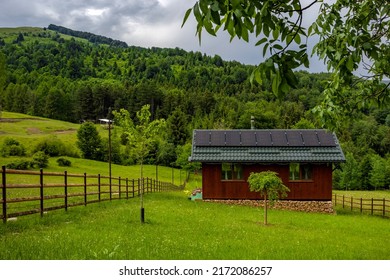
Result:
[1, 156, 186, 184]
[0, 191, 389, 260]
[332, 190, 390, 218]
[0, 112, 80, 154]
[333, 190, 390, 200]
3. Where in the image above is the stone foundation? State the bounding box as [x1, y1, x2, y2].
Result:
[203, 199, 334, 214]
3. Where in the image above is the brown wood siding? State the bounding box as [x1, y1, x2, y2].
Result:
[202, 163, 333, 201]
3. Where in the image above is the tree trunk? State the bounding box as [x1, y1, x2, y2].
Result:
[263, 194, 268, 225]
[140, 161, 144, 223]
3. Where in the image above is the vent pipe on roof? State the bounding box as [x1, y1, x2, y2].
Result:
[251, 115, 255, 130]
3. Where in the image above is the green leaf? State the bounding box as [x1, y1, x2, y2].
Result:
[255, 37, 267, 46]
[273, 44, 283, 50]
[272, 28, 279, 40]
[272, 72, 280, 95]
[181, 8, 192, 28]
[242, 27, 249, 42]
[263, 43, 269, 57]
[250, 68, 263, 85]
[254, 69, 262, 85]
[294, 35, 301, 44]
[263, 23, 270, 37]
[210, 10, 221, 25]
[346, 56, 354, 72]
[193, 2, 203, 22]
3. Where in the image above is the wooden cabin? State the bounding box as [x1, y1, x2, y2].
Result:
[189, 129, 345, 201]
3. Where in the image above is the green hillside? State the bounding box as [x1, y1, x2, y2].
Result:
[1, 25, 390, 190]
[0, 111, 187, 185]
[0, 111, 79, 153]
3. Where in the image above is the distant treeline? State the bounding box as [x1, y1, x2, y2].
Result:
[47, 24, 128, 48]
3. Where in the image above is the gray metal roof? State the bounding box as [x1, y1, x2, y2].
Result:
[189, 129, 345, 163]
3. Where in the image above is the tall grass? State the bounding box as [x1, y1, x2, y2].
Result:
[1, 191, 389, 260]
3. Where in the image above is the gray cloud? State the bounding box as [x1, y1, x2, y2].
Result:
[0, 0, 327, 71]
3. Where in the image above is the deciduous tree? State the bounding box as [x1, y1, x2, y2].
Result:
[113, 105, 166, 223]
[247, 171, 289, 225]
[183, 0, 390, 127]
[76, 122, 103, 161]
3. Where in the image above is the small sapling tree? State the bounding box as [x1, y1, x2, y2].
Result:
[114, 105, 166, 223]
[247, 171, 289, 225]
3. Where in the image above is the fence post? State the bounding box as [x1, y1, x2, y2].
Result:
[2, 166, 7, 223]
[351, 197, 353, 211]
[98, 174, 101, 202]
[84, 173, 87, 206]
[119, 177, 121, 199]
[342, 195, 345, 209]
[334, 194, 336, 206]
[40, 169, 44, 217]
[132, 179, 135, 198]
[371, 198, 374, 215]
[383, 198, 385, 217]
[138, 178, 140, 197]
[126, 178, 129, 200]
[64, 171, 68, 212]
[360, 198, 362, 213]
[109, 174, 112, 201]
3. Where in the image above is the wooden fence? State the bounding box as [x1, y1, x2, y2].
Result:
[1, 166, 183, 223]
[333, 194, 390, 218]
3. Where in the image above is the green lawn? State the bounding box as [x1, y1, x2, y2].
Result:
[0, 191, 389, 260]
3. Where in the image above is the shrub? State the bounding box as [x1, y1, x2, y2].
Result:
[31, 151, 49, 168]
[33, 136, 66, 156]
[6, 160, 31, 170]
[77, 122, 104, 161]
[1, 138, 26, 157]
[57, 157, 72, 167]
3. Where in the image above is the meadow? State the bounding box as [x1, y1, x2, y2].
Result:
[0, 189, 389, 260]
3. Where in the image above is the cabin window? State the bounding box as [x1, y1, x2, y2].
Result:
[289, 163, 312, 180]
[221, 163, 243, 180]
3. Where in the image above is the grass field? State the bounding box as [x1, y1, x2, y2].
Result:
[333, 190, 390, 200]
[0, 191, 389, 260]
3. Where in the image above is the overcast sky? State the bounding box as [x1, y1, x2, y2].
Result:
[0, 0, 328, 72]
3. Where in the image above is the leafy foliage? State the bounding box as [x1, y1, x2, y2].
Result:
[248, 171, 289, 204]
[57, 157, 72, 167]
[113, 105, 166, 167]
[184, 0, 390, 127]
[247, 171, 289, 224]
[76, 122, 104, 161]
[6, 159, 31, 170]
[1, 137, 26, 157]
[32, 151, 49, 168]
[33, 136, 66, 156]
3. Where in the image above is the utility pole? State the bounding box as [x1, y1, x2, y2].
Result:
[108, 107, 112, 200]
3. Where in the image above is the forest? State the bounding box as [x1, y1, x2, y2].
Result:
[0, 26, 389, 190]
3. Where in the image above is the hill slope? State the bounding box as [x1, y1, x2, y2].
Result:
[0, 111, 185, 184]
